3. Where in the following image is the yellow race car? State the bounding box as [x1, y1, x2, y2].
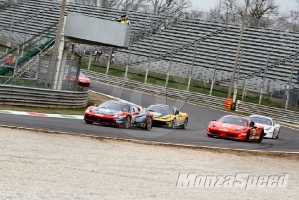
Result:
[145, 104, 188, 129]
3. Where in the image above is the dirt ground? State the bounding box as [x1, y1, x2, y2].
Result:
[0, 127, 298, 200]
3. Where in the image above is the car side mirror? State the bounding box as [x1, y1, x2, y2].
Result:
[175, 110, 179, 115]
[249, 121, 255, 127]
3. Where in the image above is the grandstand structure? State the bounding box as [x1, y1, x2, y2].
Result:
[0, 0, 169, 46]
[0, 0, 170, 88]
[115, 19, 299, 93]
[0, 0, 298, 104]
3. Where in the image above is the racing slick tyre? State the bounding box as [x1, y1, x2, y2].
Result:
[245, 130, 250, 142]
[85, 120, 93, 124]
[275, 130, 280, 139]
[122, 116, 131, 129]
[258, 131, 264, 143]
[182, 118, 188, 129]
[144, 117, 153, 130]
[170, 119, 176, 129]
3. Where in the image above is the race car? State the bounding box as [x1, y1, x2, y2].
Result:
[207, 114, 265, 142]
[145, 104, 188, 129]
[249, 114, 281, 139]
[64, 65, 91, 87]
[84, 100, 153, 130]
[68, 71, 91, 87]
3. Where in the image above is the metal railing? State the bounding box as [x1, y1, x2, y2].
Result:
[0, 84, 88, 108]
[82, 69, 299, 125]
[236, 100, 299, 124]
[185, 11, 299, 33]
[82, 69, 228, 108]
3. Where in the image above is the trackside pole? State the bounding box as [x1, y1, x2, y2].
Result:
[12, 56, 18, 85]
[232, 83, 238, 108]
[55, 41, 69, 90]
[47, 0, 66, 89]
[165, 39, 175, 88]
[87, 46, 92, 71]
[187, 43, 198, 91]
[285, 53, 297, 110]
[52, 16, 67, 90]
[228, 0, 249, 99]
[34, 51, 43, 87]
[259, 53, 269, 105]
[284, 85, 291, 110]
[106, 47, 113, 75]
[144, 35, 155, 84]
[296, 91, 299, 109]
[242, 79, 247, 101]
[209, 45, 220, 95]
[125, 34, 134, 79]
[236, 48, 243, 86]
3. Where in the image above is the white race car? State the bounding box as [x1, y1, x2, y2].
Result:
[249, 115, 281, 139]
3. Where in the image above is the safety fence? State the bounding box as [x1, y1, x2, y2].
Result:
[0, 84, 88, 108]
[83, 69, 299, 125]
[236, 100, 299, 125]
[83, 69, 233, 109]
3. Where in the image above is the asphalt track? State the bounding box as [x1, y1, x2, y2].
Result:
[1, 82, 299, 153]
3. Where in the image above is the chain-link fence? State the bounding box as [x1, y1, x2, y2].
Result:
[72, 38, 299, 111]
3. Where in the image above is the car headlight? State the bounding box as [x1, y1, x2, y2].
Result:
[209, 123, 215, 127]
[163, 116, 171, 120]
[235, 127, 246, 132]
[265, 127, 272, 131]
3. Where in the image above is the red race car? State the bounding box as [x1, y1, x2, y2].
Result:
[84, 100, 153, 130]
[68, 71, 91, 87]
[207, 115, 265, 142]
[64, 66, 91, 87]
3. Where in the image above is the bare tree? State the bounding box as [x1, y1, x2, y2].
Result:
[99, 0, 151, 12]
[209, 0, 240, 23]
[150, 0, 191, 16]
[246, 0, 279, 26]
[281, 1, 299, 32]
[68, 0, 98, 6]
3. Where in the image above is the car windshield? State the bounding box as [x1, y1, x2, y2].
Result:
[218, 116, 248, 126]
[249, 116, 272, 126]
[98, 101, 130, 112]
[146, 105, 173, 115]
[79, 72, 85, 77]
[69, 71, 85, 77]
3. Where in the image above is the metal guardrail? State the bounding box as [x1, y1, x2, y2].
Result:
[0, 84, 88, 108]
[82, 69, 227, 108]
[83, 70, 299, 125]
[236, 100, 299, 125]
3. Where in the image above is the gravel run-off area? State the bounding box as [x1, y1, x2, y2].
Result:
[0, 127, 298, 199]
